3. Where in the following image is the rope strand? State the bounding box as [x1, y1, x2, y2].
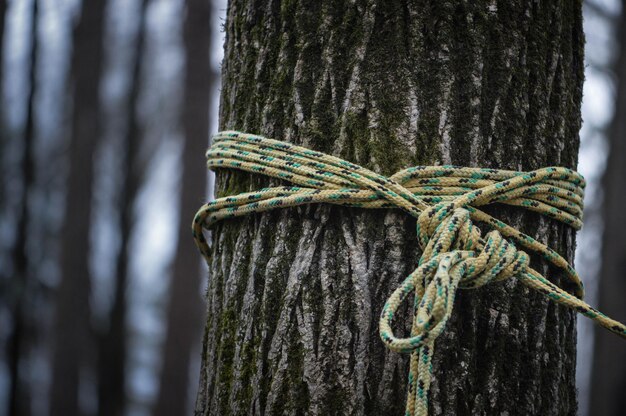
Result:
[193, 130, 626, 416]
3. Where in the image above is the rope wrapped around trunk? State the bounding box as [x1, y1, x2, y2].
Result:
[193, 130, 626, 416]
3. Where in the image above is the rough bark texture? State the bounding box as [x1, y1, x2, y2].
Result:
[196, 1, 584, 415]
[589, 1, 626, 414]
[50, 0, 107, 414]
[154, 0, 212, 414]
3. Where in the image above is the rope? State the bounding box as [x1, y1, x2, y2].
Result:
[193, 130, 626, 416]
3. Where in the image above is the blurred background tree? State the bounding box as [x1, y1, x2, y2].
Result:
[0, 0, 623, 415]
[51, 0, 107, 414]
[0, 0, 219, 414]
[589, 0, 626, 415]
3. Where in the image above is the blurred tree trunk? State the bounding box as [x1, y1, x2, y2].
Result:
[50, 0, 107, 415]
[195, 1, 584, 415]
[0, 0, 5, 233]
[7, 1, 38, 414]
[589, 2, 626, 415]
[95, 1, 149, 415]
[0, 0, 5, 235]
[0, 0, 5, 109]
[154, 0, 212, 414]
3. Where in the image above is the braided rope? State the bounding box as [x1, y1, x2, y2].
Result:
[193, 130, 626, 416]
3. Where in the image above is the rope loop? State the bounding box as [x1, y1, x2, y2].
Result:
[381, 206, 530, 354]
[193, 131, 626, 416]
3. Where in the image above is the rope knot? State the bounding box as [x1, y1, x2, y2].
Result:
[415, 203, 530, 289]
[460, 230, 530, 289]
[379, 211, 532, 416]
[417, 204, 481, 257]
[380, 206, 529, 355]
[416, 203, 457, 248]
[194, 131, 626, 416]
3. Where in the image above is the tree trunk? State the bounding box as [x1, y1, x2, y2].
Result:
[0, 0, 5, 192]
[7, 1, 38, 414]
[50, 0, 107, 414]
[96, 1, 149, 414]
[589, 1, 626, 414]
[154, 0, 212, 414]
[0, 0, 5, 101]
[0, 0, 5, 117]
[196, 1, 584, 415]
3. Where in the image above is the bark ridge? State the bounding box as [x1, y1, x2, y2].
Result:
[196, 1, 584, 415]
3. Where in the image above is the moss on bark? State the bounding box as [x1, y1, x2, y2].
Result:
[196, 1, 584, 415]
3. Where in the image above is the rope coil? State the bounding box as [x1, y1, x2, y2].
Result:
[193, 130, 626, 416]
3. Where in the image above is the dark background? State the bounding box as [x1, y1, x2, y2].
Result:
[0, 0, 624, 415]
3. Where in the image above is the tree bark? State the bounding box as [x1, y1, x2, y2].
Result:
[50, 0, 107, 414]
[196, 1, 584, 415]
[154, 0, 213, 415]
[589, 1, 626, 414]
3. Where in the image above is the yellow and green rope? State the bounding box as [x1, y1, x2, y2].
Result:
[193, 130, 626, 416]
